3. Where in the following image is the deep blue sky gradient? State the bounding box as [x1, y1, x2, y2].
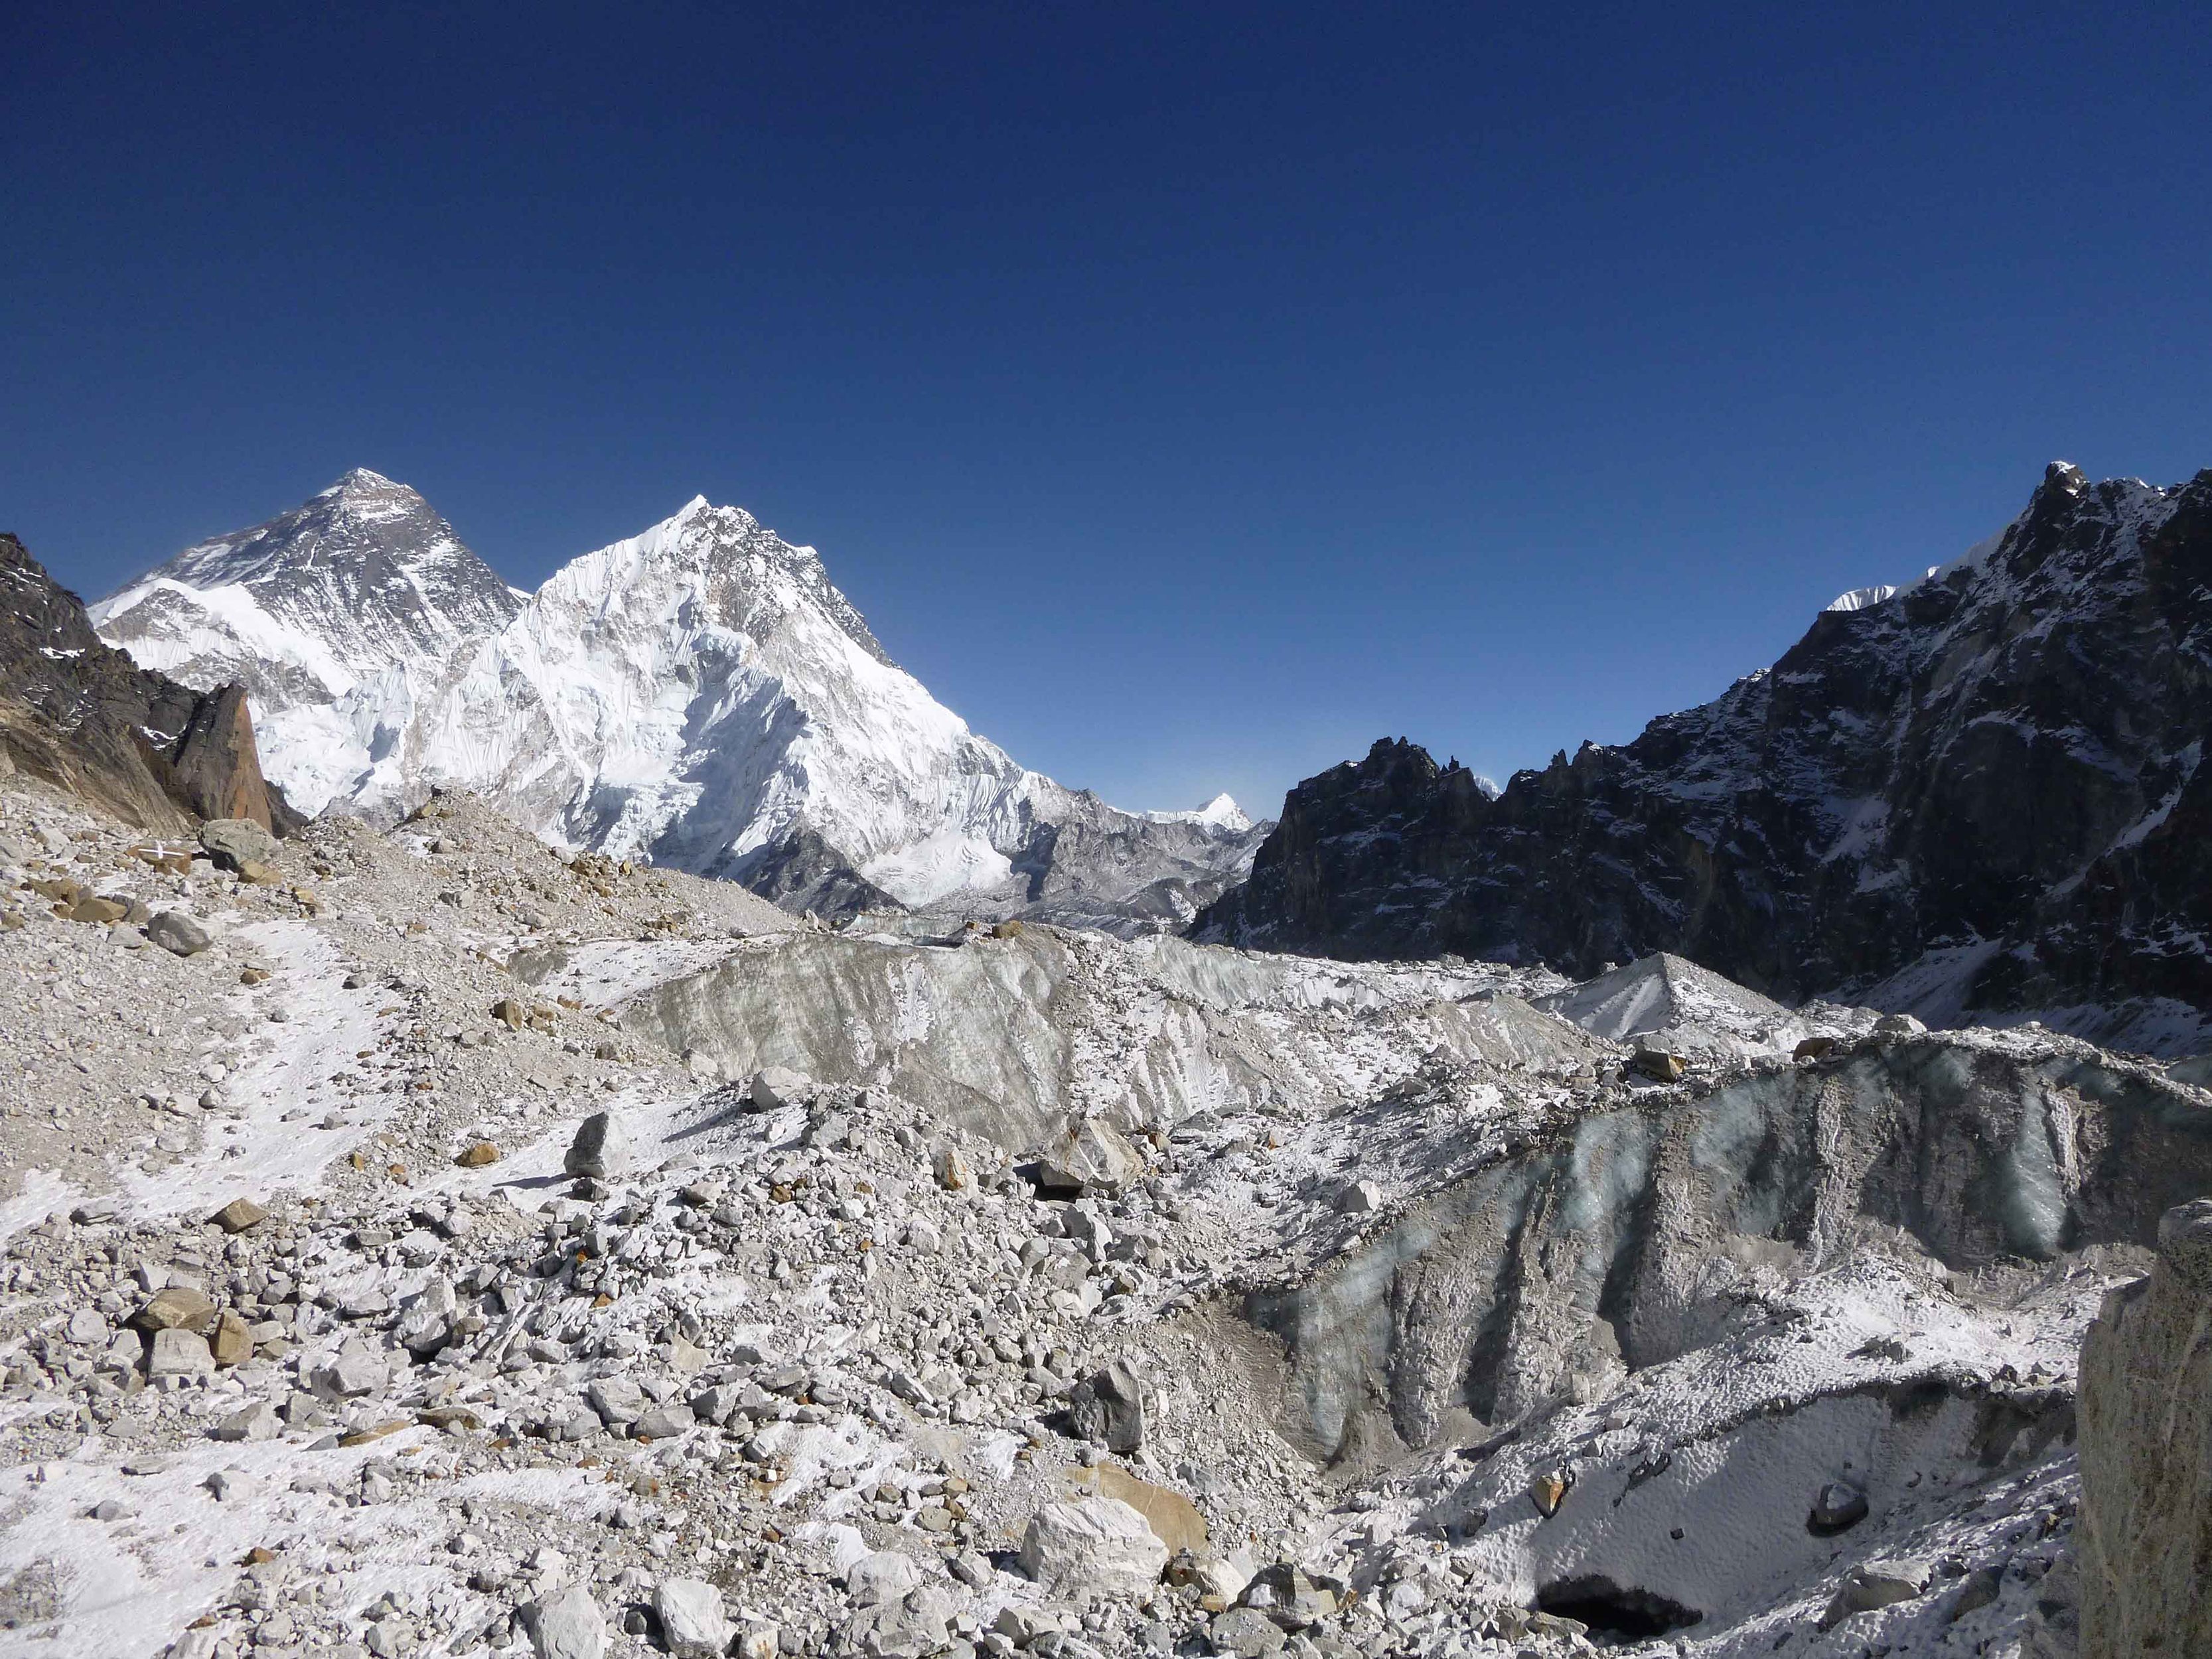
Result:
[5, 2, 2208, 814]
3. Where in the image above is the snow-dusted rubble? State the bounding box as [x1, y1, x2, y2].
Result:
[2, 776, 2207, 1658]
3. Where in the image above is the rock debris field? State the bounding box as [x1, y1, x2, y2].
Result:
[1, 778, 2207, 1659]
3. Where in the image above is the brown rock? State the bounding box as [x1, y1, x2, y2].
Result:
[1793, 1035, 1839, 1060]
[456, 1142, 500, 1167]
[491, 997, 526, 1030]
[211, 1198, 269, 1233]
[1629, 1049, 1686, 1083]
[1530, 1470, 1571, 1517]
[62, 893, 129, 924]
[134, 1286, 216, 1333]
[209, 1309, 253, 1367]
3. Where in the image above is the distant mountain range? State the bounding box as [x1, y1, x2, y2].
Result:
[92, 470, 1264, 930]
[1198, 463, 2212, 1054]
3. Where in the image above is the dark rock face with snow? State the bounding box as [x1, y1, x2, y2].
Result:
[0, 532, 289, 833]
[1200, 463, 2212, 1049]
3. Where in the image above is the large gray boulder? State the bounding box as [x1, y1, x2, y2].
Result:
[520, 1584, 605, 1659]
[2079, 1198, 2212, 1657]
[147, 910, 214, 956]
[844, 1552, 946, 1658]
[1020, 1496, 1167, 1599]
[653, 1578, 731, 1659]
[198, 818, 277, 873]
[1068, 1359, 1146, 1453]
[563, 1112, 628, 1179]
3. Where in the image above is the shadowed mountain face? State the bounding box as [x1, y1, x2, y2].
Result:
[0, 532, 291, 833]
[1199, 464, 2212, 1046]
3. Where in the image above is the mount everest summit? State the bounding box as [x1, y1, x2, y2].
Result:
[93, 470, 1265, 929]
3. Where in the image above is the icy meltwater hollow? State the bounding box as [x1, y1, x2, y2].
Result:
[1254, 1033, 2212, 1465]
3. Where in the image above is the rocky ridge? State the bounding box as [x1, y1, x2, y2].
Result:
[1198, 463, 2212, 1054]
[1, 768, 2203, 1657]
[0, 532, 289, 838]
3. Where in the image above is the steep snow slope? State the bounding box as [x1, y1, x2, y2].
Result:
[397, 497, 1266, 922]
[89, 469, 521, 816]
[96, 477, 1264, 928]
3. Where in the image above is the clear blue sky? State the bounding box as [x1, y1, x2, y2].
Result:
[5, 3, 2207, 817]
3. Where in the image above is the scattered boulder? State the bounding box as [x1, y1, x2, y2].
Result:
[211, 1197, 268, 1233]
[1335, 1179, 1382, 1213]
[1240, 1564, 1340, 1630]
[1071, 1461, 1205, 1554]
[845, 1553, 950, 1659]
[848, 1586, 950, 1659]
[652, 1579, 731, 1659]
[134, 1286, 214, 1333]
[1793, 1035, 1838, 1060]
[147, 910, 213, 956]
[1820, 1558, 1932, 1628]
[1629, 1048, 1686, 1083]
[309, 1342, 385, 1400]
[455, 1142, 500, 1167]
[1208, 1607, 1287, 1656]
[492, 997, 526, 1029]
[199, 818, 277, 874]
[1872, 1012, 1928, 1039]
[749, 1066, 811, 1110]
[1020, 1496, 1168, 1599]
[1038, 1116, 1144, 1194]
[587, 1374, 650, 1428]
[563, 1112, 628, 1179]
[1068, 1360, 1147, 1454]
[212, 1400, 280, 1442]
[208, 1309, 252, 1366]
[1530, 1469, 1571, 1517]
[146, 1328, 214, 1378]
[1167, 1548, 1251, 1613]
[1808, 1480, 1869, 1535]
[520, 1583, 606, 1659]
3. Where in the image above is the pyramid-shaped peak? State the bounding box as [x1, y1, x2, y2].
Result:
[320, 467, 413, 498]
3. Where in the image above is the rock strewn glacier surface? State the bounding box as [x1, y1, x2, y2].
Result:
[0, 778, 2205, 1655]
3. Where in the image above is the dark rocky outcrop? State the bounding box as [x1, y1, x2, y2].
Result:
[1199, 464, 2212, 1038]
[0, 531, 295, 833]
[2078, 1197, 2212, 1657]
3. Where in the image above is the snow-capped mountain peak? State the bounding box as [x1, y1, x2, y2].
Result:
[90, 470, 524, 817]
[1145, 792, 1252, 832]
[95, 475, 1267, 932]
